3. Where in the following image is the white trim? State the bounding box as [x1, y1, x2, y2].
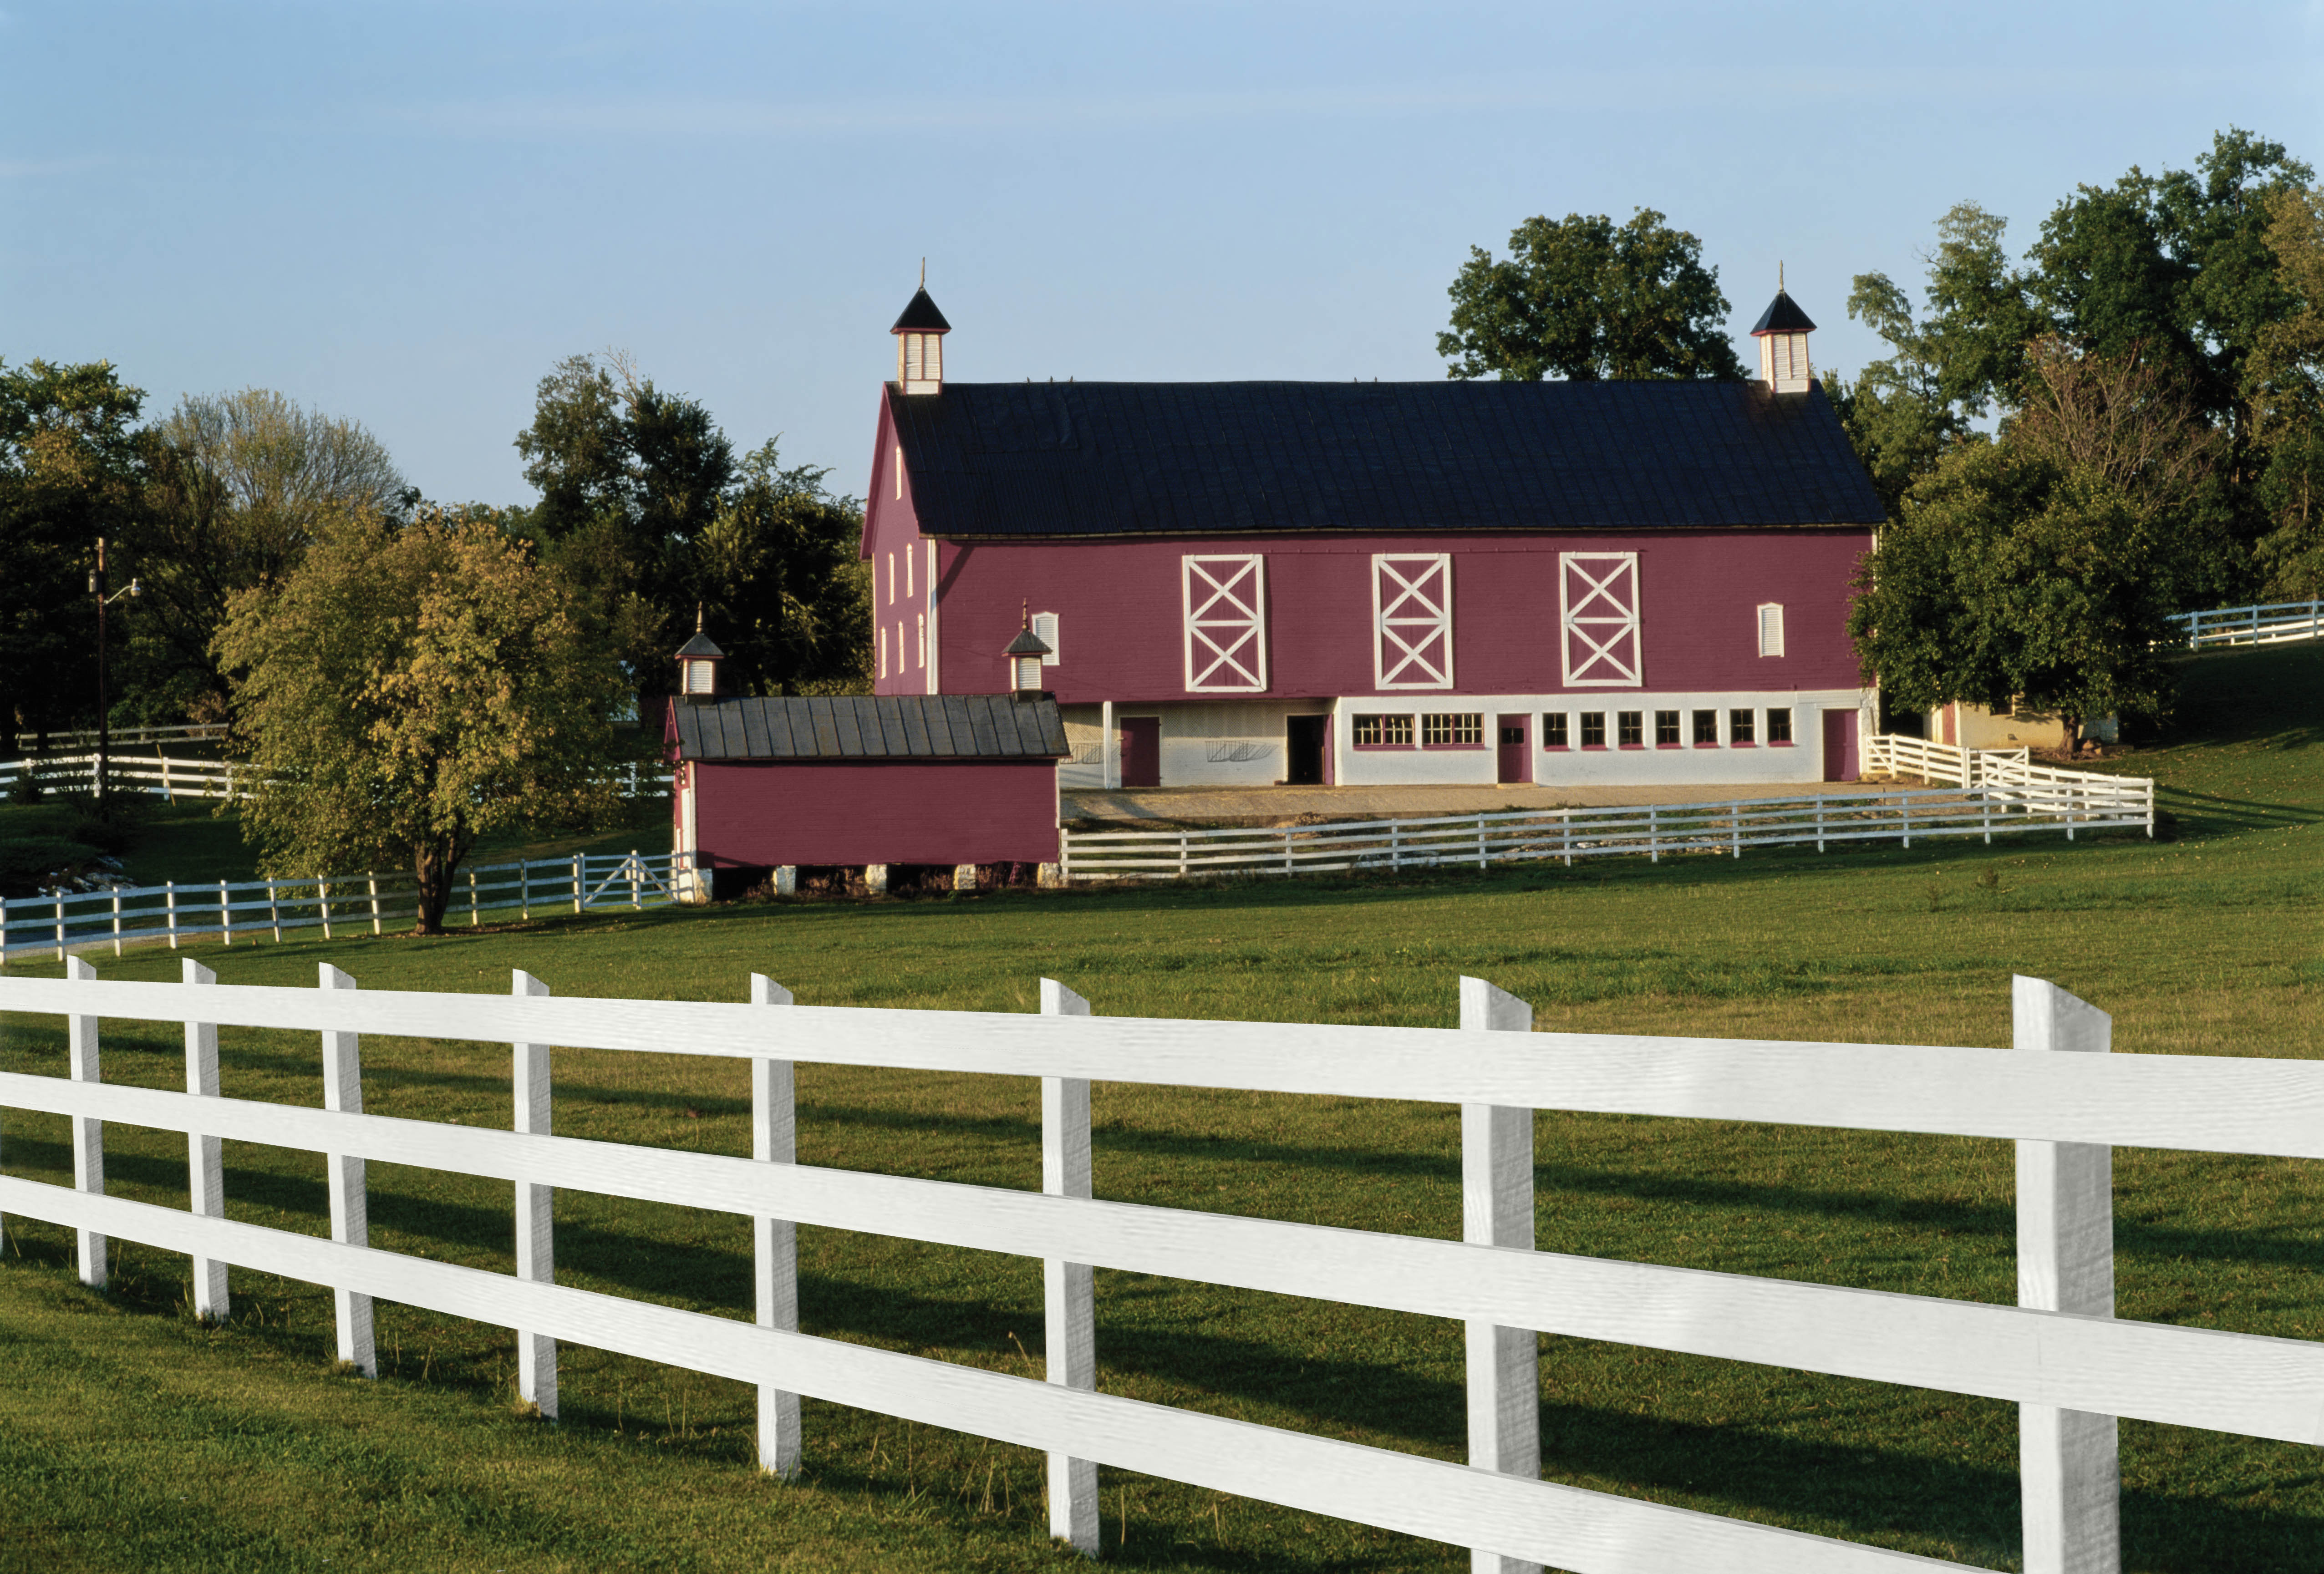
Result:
[877, 625, 887, 680]
[1181, 555, 1267, 693]
[925, 543, 940, 695]
[1372, 554, 1454, 691]
[1559, 553, 1642, 688]
[916, 613, 926, 669]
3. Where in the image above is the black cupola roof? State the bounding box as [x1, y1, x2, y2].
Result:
[891, 288, 952, 334]
[1750, 290, 1816, 335]
[676, 630, 724, 659]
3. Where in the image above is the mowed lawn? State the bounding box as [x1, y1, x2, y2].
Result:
[0, 643, 2317, 1574]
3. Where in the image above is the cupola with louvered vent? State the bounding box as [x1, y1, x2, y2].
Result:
[892, 274, 951, 396]
[1750, 274, 1816, 395]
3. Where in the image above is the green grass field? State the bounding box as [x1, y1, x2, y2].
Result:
[0, 643, 2318, 1573]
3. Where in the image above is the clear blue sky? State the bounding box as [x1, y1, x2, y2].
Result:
[8, 3, 2321, 506]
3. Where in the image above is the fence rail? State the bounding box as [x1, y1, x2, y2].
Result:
[0, 754, 675, 803]
[2171, 599, 2324, 650]
[1062, 767, 2152, 882]
[1, 850, 695, 961]
[0, 967, 2311, 1570]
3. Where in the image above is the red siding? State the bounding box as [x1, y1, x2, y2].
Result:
[928, 530, 1870, 703]
[693, 759, 1058, 867]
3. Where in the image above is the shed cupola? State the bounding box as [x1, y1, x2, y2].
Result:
[1750, 268, 1816, 395]
[675, 608, 725, 702]
[1004, 605, 1052, 698]
[892, 265, 951, 395]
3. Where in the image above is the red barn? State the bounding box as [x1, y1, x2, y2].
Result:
[862, 285, 1882, 790]
[668, 685, 1068, 897]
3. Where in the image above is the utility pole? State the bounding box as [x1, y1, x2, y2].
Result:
[87, 538, 139, 808]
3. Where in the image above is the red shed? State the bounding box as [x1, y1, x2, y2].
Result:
[861, 283, 1883, 789]
[669, 691, 1068, 899]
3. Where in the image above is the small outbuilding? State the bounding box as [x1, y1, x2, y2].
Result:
[668, 682, 1069, 899]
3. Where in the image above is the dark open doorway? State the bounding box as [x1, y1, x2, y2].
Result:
[1285, 714, 1328, 785]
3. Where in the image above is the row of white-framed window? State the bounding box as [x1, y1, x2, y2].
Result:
[1353, 707, 1797, 749]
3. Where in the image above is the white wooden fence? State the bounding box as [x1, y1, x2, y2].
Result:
[0, 754, 674, 803]
[2, 967, 2316, 1572]
[2171, 599, 2324, 650]
[0, 851, 694, 962]
[1062, 772, 2152, 882]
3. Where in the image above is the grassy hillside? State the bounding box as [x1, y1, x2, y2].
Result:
[0, 642, 2316, 1573]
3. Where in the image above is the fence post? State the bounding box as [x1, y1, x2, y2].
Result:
[1561, 812, 1571, 867]
[469, 868, 479, 927]
[183, 958, 229, 1320]
[2186, 608, 2201, 650]
[1476, 816, 1488, 869]
[750, 973, 802, 1478]
[2015, 975, 2119, 1574]
[112, 890, 123, 956]
[1730, 800, 1741, 858]
[510, 970, 557, 1417]
[161, 754, 173, 804]
[1815, 799, 1827, 853]
[1176, 833, 1188, 880]
[1902, 798, 1912, 849]
[1284, 828, 1293, 875]
[319, 963, 375, 1376]
[53, 889, 65, 960]
[66, 956, 107, 1288]
[520, 859, 531, 921]
[1040, 978, 1099, 1554]
[167, 880, 179, 949]
[1648, 804, 1659, 863]
[367, 873, 381, 935]
[2066, 782, 2078, 842]
[572, 853, 583, 913]
[319, 877, 332, 941]
[630, 850, 641, 908]
[1392, 820, 1404, 871]
[1460, 975, 1539, 1574]
[218, 881, 231, 946]
[269, 879, 281, 943]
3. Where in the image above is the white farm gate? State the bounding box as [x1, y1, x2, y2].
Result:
[3, 967, 2319, 1573]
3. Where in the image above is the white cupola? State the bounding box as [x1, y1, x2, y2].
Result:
[1004, 606, 1052, 698]
[891, 268, 951, 396]
[1749, 270, 1816, 395]
[675, 609, 725, 702]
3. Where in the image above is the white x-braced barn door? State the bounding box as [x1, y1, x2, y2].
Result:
[1559, 552, 1642, 687]
[1372, 553, 1453, 690]
[1182, 554, 1267, 693]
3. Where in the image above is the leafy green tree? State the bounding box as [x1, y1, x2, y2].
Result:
[0, 360, 145, 750]
[1849, 437, 2183, 745]
[693, 442, 871, 695]
[216, 505, 633, 934]
[2250, 184, 2324, 596]
[1438, 209, 1744, 381]
[123, 389, 407, 726]
[514, 353, 738, 690]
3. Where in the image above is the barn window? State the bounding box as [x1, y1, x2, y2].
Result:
[1758, 602, 1785, 658]
[1182, 555, 1267, 693]
[1559, 553, 1642, 687]
[1768, 707, 1794, 745]
[1542, 712, 1569, 749]
[1421, 713, 1483, 746]
[915, 613, 926, 668]
[1353, 714, 1413, 747]
[877, 625, 887, 680]
[1617, 711, 1643, 747]
[1730, 708, 1756, 745]
[893, 446, 902, 501]
[1692, 709, 1718, 746]
[1373, 554, 1453, 690]
[1032, 612, 1060, 666]
[1579, 712, 1606, 747]
[1655, 710, 1680, 746]
[906, 545, 915, 599]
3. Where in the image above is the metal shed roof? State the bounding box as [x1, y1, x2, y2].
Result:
[885, 376, 1882, 540]
[671, 694, 1068, 762]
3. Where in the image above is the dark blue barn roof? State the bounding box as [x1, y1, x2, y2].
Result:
[887, 378, 1881, 539]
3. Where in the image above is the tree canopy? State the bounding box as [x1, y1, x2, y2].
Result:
[1438, 209, 1744, 382]
[512, 353, 869, 700]
[1831, 129, 2322, 602]
[215, 506, 632, 933]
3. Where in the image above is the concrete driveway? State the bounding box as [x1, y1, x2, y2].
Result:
[1064, 777, 1910, 825]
